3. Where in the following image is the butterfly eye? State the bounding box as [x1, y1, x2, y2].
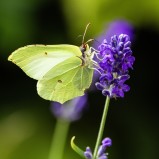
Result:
[80, 45, 86, 53]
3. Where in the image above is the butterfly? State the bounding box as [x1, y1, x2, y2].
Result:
[8, 24, 95, 104]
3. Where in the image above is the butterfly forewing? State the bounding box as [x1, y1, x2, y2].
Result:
[8, 45, 82, 80]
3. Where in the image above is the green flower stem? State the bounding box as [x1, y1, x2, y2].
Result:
[93, 96, 110, 159]
[48, 118, 70, 159]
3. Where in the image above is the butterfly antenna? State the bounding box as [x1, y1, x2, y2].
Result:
[82, 23, 91, 44]
[85, 38, 94, 44]
[76, 35, 83, 40]
[93, 39, 101, 45]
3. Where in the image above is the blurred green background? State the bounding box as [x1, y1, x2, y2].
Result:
[0, 0, 159, 159]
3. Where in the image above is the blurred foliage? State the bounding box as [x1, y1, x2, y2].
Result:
[0, 0, 159, 159]
[1, 0, 159, 57]
[0, 110, 37, 159]
[62, 0, 159, 40]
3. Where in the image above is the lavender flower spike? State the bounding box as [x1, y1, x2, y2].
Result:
[84, 137, 112, 159]
[95, 34, 135, 98]
[51, 95, 87, 122]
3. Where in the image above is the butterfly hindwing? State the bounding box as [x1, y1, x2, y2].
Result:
[37, 57, 93, 103]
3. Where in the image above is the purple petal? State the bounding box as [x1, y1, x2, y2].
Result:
[95, 82, 104, 90]
[98, 154, 108, 159]
[112, 86, 124, 98]
[102, 89, 110, 96]
[117, 42, 124, 51]
[124, 41, 131, 48]
[122, 84, 130, 92]
[98, 145, 105, 157]
[99, 73, 113, 82]
[111, 35, 118, 47]
[117, 90, 124, 97]
[98, 138, 112, 158]
[102, 138, 112, 147]
[119, 75, 130, 83]
[84, 147, 92, 159]
[119, 34, 129, 42]
[123, 47, 132, 54]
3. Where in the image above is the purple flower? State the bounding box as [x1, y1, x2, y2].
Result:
[92, 20, 134, 91]
[84, 147, 93, 159]
[84, 138, 112, 159]
[51, 95, 87, 122]
[95, 34, 135, 98]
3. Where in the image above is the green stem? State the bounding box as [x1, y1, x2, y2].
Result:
[48, 118, 70, 159]
[93, 96, 110, 159]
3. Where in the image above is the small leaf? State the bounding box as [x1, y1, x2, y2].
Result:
[70, 136, 85, 158]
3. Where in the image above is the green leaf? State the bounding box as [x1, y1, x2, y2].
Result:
[70, 136, 85, 158]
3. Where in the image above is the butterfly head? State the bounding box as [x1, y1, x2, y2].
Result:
[79, 43, 94, 67]
[80, 43, 89, 58]
[80, 23, 91, 56]
[78, 23, 94, 67]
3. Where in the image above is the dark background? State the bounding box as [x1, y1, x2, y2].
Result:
[0, 0, 159, 159]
